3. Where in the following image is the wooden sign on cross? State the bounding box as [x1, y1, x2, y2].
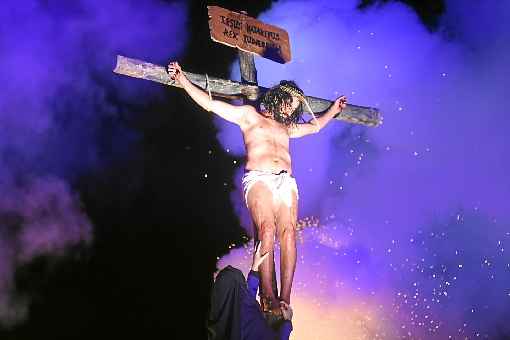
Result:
[207, 6, 291, 64]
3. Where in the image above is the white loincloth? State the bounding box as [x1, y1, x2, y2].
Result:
[242, 170, 299, 208]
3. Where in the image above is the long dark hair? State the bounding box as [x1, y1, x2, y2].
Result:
[261, 80, 305, 126]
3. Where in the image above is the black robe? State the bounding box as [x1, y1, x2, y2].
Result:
[208, 265, 244, 340]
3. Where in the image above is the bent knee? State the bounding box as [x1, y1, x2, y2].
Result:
[258, 221, 276, 234]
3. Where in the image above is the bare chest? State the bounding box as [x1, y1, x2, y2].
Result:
[243, 116, 290, 145]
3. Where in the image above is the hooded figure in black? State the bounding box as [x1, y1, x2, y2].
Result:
[208, 265, 244, 340]
[207, 244, 293, 340]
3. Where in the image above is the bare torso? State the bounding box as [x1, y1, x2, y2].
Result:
[240, 107, 292, 175]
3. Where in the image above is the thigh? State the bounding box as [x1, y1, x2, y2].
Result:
[246, 181, 277, 229]
[275, 190, 298, 235]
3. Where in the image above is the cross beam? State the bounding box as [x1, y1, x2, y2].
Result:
[113, 55, 381, 127]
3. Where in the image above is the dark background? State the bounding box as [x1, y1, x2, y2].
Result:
[0, 1, 444, 339]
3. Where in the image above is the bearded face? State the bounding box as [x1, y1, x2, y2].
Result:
[272, 96, 301, 125]
[262, 81, 305, 126]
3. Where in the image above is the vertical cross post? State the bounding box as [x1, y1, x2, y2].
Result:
[239, 11, 258, 102]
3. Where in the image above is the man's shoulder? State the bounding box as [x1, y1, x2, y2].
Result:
[239, 104, 258, 115]
[238, 104, 262, 125]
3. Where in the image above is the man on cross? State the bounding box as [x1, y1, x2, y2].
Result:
[168, 61, 347, 318]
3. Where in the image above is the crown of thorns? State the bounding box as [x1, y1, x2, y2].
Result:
[277, 84, 317, 121]
[278, 84, 305, 101]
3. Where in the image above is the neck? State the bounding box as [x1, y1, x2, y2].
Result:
[261, 110, 274, 119]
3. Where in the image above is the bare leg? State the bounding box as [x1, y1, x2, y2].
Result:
[275, 191, 298, 304]
[247, 182, 279, 308]
[252, 222, 278, 301]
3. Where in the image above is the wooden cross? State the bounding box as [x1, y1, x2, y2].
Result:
[113, 6, 381, 127]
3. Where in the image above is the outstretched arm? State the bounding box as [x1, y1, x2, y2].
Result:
[168, 62, 252, 125]
[289, 95, 347, 138]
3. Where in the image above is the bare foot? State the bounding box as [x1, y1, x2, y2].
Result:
[262, 298, 285, 328]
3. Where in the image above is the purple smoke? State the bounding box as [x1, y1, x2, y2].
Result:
[215, 0, 510, 338]
[0, 0, 187, 325]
